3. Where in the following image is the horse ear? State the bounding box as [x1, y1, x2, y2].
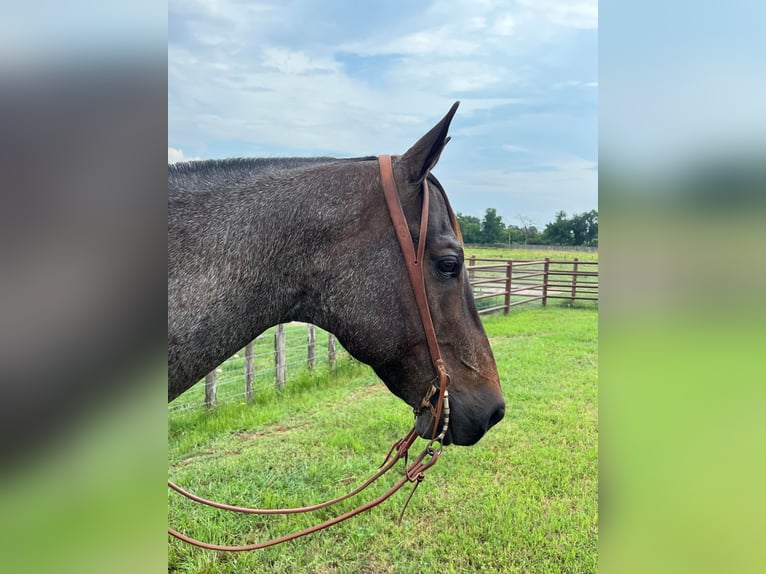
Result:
[399, 101, 459, 185]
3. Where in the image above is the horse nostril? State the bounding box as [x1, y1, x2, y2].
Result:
[487, 403, 505, 429]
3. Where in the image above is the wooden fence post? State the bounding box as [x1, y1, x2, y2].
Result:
[275, 324, 286, 390]
[328, 333, 336, 371]
[307, 324, 316, 371]
[244, 340, 254, 403]
[504, 260, 513, 315]
[542, 257, 550, 307]
[570, 258, 579, 306]
[468, 255, 476, 282]
[205, 370, 217, 408]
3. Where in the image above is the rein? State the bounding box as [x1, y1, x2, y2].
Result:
[168, 155, 451, 551]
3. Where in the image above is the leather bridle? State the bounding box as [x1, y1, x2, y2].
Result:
[168, 155, 454, 551]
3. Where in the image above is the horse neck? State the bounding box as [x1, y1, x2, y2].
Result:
[168, 161, 368, 399]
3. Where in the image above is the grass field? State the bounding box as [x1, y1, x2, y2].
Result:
[462, 245, 599, 262]
[168, 305, 598, 573]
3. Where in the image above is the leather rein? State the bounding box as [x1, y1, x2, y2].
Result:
[168, 155, 452, 551]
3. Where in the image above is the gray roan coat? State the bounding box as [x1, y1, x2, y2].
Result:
[168, 103, 504, 445]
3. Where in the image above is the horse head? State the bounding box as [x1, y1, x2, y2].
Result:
[309, 103, 505, 446]
[168, 102, 505, 446]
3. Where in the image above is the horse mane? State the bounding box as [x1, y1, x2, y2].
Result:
[168, 156, 379, 197]
[168, 156, 377, 184]
[168, 155, 461, 241]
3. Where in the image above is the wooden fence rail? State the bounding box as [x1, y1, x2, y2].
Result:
[468, 257, 598, 315]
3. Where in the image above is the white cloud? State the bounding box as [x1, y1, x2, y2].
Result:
[169, 35, 524, 155]
[446, 159, 598, 224]
[349, 27, 479, 57]
[554, 80, 599, 89]
[517, 0, 598, 30]
[168, 0, 596, 220]
[391, 59, 506, 93]
[169, 0, 595, 154]
[261, 47, 340, 74]
[168, 147, 200, 163]
[490, 14, 517, 36]
[457, 157, 597, 195]
[545, 157, 598, 172]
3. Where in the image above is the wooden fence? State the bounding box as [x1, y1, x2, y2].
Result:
[170, 323, 343, 412]
[468, 257, 598, 315]
[173, 258, 597, 411]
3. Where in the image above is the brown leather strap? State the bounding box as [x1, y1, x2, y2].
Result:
[417, 178, 429, 266]
[168, 428, 418, 516]
[379, 155, 439, 364]
[169, 474, 413, 551]
[378, 155, 449, 436]
[168, 444, 442, 552]
[167, 429, 427, 551]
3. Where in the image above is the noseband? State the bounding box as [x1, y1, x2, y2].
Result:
[168, 155, 453, 551]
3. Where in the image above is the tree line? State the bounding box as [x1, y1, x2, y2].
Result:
[456, 209, 598, 247]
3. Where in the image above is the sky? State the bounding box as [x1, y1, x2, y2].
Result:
[168, 0, 597, 228]
[600, 0, 766, 175]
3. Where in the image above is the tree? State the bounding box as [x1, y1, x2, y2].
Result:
[455, 212, 481, 243]
[542, 211, 573, 245]
[579, 209, 598, 246]
[569, 213, 589, 245]
[541, 210, 599, 246]
[517, 214, 539, 247]
[457, 207, 597, 246]
[480, 208, 506, 244]
[505, 225, 524, 245]
[526, 225, 542, 244]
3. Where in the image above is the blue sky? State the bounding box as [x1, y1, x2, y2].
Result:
[168, 0, 597, 228]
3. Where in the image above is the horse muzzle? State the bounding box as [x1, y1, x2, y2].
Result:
[414, 391, 505, 446]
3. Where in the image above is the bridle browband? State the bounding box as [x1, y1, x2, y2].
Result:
[168, 155, 453, 551]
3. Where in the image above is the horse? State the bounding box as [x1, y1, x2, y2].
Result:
[168, 102, 505, 446]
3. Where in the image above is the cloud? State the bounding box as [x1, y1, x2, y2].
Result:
[343, 27, 480, 57]
[169, 0, 596, 154]
[517, 0, 598, 30]
[261, 47, 340, 74]
[490, 14, 517, 36]
[168, 147, 200, 164]
[169, 34, 524, 155]
[554, 80, 599, 89]
[445, 158, 598, 224]
[168, 0, 597, 220]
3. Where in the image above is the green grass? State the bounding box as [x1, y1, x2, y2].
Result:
[475, 294, 599, 314]
[169, 306, 598, 573]
[463, 245, 599, 262]
[172, 325, 344, 410]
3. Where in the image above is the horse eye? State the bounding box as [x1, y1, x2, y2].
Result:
[437, 257, 460, 276]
